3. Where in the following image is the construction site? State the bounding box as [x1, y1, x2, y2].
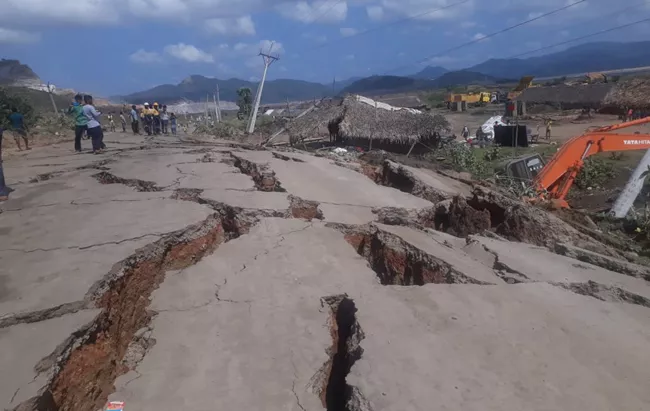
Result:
[2, 67, 650, 411]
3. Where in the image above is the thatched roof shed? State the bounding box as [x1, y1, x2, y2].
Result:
[603, 77, 650, 109]
[286, 99, 344, 140]
[516, 83, 614, 107]
[288, 95, 450, 144]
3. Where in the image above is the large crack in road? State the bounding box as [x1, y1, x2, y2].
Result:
[5, 141, 650, 411]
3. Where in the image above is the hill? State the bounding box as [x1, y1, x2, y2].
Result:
[0, 59, 40, 86]
[118, 75, 331, 105]
[410, 66, 449, 80]
[339, 75, 437, 96]
[467, 41, 650, 79]
[340, 70, 503, 96]
[2, 86, 72, 114]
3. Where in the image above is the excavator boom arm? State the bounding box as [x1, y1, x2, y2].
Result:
[534, 117, 650, 201]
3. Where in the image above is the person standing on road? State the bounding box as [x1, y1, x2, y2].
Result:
[130, 105, 140, 134]
[0, 126, 9, 201]
[170, 113, 177, 135]
[142, 103, 153, 136]
[67, 94, 88, 153]
[119, 111, 127, 132]
[545, 119, 552, 140]
[161, 105, 169, 134]
[83, 95, 104, 154]
[152, 103, 161, 135]
[107, 112, 116, 132]
[8, 108, 30, 151]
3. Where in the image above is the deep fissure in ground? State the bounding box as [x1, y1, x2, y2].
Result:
[92, 171, 161, 192]
[231, 154, 286, 192]
[341, 226, 486, 285]
[317, 295, 366, 411]
[21, 211, 254, 411]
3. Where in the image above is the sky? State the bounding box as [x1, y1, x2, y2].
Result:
[1, 0, 650, 96]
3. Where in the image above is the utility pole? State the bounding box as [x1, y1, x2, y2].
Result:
[213, 93, 219, 123]
[215, 84, 222, 122]
[610, 149, 650, 218]
[247, 44, 279, 134]
[205, 94, 209, 126]
[47, 82, 58, 114]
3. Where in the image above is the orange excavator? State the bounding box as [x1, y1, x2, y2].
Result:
[500, 117, 650, 208]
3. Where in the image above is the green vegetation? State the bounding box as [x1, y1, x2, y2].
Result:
[236, 88, 253, 120]
[0, 87, 38, 129]
[573, 158, 616, 190]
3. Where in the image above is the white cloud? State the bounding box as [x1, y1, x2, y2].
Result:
[366, 5, 384, 21]
[129, 49, 162, 63]
[277, 0, 347, 23]
[204, 15, 255, 36]
[164, 43, 214, 63]
[0, 27, 40, 44]
[340, 27, 358, 37]
[213, 39, 285, 70]
[302, 32, 328, 43]
[460, 21, 476, 28]
[0, 0, 120, 25]
[367, 0, 471, 22]
[472, 32, 488, 41]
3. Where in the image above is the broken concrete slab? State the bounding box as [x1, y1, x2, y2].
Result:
[200, 189, 290, 211]
[319, 203, 377, 225]
[373, 223, 499, 284]
[112, 218, 377, 411]
[381, 160, 473, 202]
[467, 235, 650, 301]
[554, 242, 650, 280]
[350, 282, 650, 411]
[234, 150, 433, 209]
[0, 198, 211, 251]
[0, 239, 154, 318]
[0, 309, 100, 410]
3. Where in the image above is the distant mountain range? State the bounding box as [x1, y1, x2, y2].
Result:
[410, 66, 449, 80]
[7, 41, 650, 104]
[465, 41, 650, 79]
[339, 71, 504, 96]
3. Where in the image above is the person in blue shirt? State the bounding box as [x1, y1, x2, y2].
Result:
[8, 107, 30, 151]
[82, 95, 104, 154]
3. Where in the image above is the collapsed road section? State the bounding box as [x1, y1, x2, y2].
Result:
[14, 210, 253, 411]
[3, 138, 650, 411]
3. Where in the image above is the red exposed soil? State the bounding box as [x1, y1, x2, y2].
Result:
[47, 217, 230, 411]
[289, 195, 324, 221]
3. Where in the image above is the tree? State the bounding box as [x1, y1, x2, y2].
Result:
[236, 88, 253, 120]
[0, 88, 37, 129]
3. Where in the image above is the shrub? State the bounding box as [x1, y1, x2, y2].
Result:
[574, 158, 615, 190]
[0, 88, 38, 129]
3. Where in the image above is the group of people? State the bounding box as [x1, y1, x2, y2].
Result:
[67, 98, 181, 153]
[67, 94, 106, 154]
[128, 102, 178, 137]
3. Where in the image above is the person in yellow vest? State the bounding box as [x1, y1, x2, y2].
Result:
[152, 103, 161, 135]
[142, 103, 154, 136]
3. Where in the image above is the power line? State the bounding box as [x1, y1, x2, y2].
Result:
[308, 0, 471, 52]
[508, 15, 650, 59]
[309, 0, 346, 24]
[519, 1, 649, 42]
[381, 0, 587, 75]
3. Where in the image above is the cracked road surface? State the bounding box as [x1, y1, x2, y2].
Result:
[1, 133, 650, 411]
